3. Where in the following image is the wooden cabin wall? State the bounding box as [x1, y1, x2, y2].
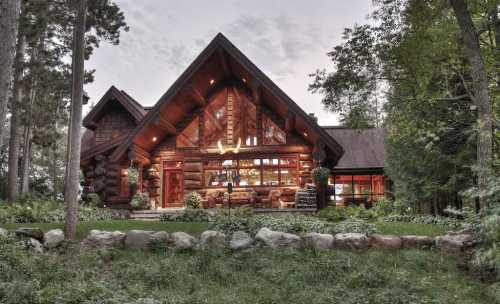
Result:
[94, 105, 136, 144]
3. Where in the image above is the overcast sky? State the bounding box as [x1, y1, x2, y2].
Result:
[85, 0, 374, 125]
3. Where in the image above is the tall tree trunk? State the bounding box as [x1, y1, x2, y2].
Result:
[52, 141, 58, 200]
[7, 33, 25, 202]
[0, 0, 21, 150]
[20, 76, 35, 195]
[64, 0, 86, 240]
[450, 0, 494, 210]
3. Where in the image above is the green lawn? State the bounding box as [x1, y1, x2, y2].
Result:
[374, 221, 449, 237]
[0, 220, 209, 240]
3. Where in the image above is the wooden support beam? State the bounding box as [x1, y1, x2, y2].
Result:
[153, 114, 177, 135]
[285, 112, 296, 132]
[183, 83, 206, 107]
[251, 82, 262, 105]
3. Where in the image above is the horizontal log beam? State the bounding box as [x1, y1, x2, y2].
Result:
[153, 115, 177, 135]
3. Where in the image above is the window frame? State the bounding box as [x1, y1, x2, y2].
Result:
[203, 155, 299, 188]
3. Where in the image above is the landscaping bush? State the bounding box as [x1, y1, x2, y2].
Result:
[209, 214, 378, 236]
[379, 214, 462, 229]
[130, 192, 150, 210]
[0, 198, 114, 224]
[183, 192, 202, 209]
[473, 205, 500, 279]
[160, 209, 214, 222]
[318, 205, 382, 222]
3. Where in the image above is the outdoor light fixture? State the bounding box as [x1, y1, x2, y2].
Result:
[209, 79, 215, 85]
[303, 132, 308, 137]
[152, 137, 157, 142]
[242, 78, 246, 83]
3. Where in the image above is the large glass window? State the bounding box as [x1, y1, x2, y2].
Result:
[203, 156, 299, 187]
[176, 117, 199, 148]
[233, 93, 257, 146]
[330, 174, 385, 206]
[204, 90, 227, 147]
[263, 114, 286, 145]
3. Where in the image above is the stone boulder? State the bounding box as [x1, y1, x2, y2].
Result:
[400, 235, 435, 249]
[26, 238, 44, 254]
[303, 233, 334, 250]
[15, 227, 44, 241]
[170, 232, 196, 250]
[435, 234, 475, 252]
[255, 228, 302, 248]
[370, 234, 402, 249]
[44, 229, 65, 249]
[124, 230, 155, 250]
[0, 228, 9, 238]
[198, 230, 226, 249]
[82, 230, 125, 248]
[229, 231, 254, 251]
[333, 233, 370, 250]
[150, 231, 170, 245]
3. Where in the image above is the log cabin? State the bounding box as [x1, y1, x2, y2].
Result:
[80, 33, 388, 210]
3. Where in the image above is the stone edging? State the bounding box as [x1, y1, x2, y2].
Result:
[0, 227, 476, 254]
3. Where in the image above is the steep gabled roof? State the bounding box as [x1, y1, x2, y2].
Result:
[110, 33, 344, 162]
[323, 127, 385, 170]
[83, 86, 146, 129]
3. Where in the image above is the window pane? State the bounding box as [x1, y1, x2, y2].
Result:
[205, 170, 224, 187]
[263, 168, 279, 186]
[239, 168, 261, 186]
[280, 157, 297, 167]
[263, 114, 286, 145]
[262, 158, 279, 166]
[222, 159, 236, 167]
[233, 93, 257, 146]
[204, 90, 227, 146]
[280, 168, 297, 185]
[372, 175, 385, 194]
[176, 117, 199, 147]
[239, 159, 260, 167]
[353, 175, 371, 196]
[334, 175, 353, 204]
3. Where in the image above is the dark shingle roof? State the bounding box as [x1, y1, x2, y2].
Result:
[323, 127, 385, 169]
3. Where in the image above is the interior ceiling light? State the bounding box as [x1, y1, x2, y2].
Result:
[303, 132, 308, 137]
[209, 79, 215, 85]
[152, 137, 157, 142]
[242, 78, 246, 83]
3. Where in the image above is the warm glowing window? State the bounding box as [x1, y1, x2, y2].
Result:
[330, 174, 385, 205]
[204, 90, 227, 146]
[263, 114, 286, 145]
[176, 117, 199, 148]
[233, 94, 257, 146]
[203, 156, 298, 187]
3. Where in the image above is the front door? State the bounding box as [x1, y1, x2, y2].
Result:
[163, 169, 183, 208]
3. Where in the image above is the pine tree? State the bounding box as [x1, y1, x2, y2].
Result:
[0, 0, 21, 151]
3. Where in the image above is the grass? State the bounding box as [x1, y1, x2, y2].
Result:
[0, 220, 209, 240]
[374, 221, 449, 237]
[0, 237, 496, 304]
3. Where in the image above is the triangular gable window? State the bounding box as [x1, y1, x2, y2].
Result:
[176, 117, 199, 147]
[263, 114, 286, 145]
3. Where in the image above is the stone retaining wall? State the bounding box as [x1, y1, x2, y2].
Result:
[0, 226, 476, 254]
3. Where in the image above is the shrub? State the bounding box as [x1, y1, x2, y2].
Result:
[379, 214, 462, 229]
[160, 209, 214, 222]
[184, 192, 202, 209]
[473, 205, 500, 278]
[318, 205, 381, 222]
[0, 198, 114, 224]
[130, 192, 150, 210]
[371, 197, 394, 216]
[86, 193, 101, 207]
[209, 214, 378, 236]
